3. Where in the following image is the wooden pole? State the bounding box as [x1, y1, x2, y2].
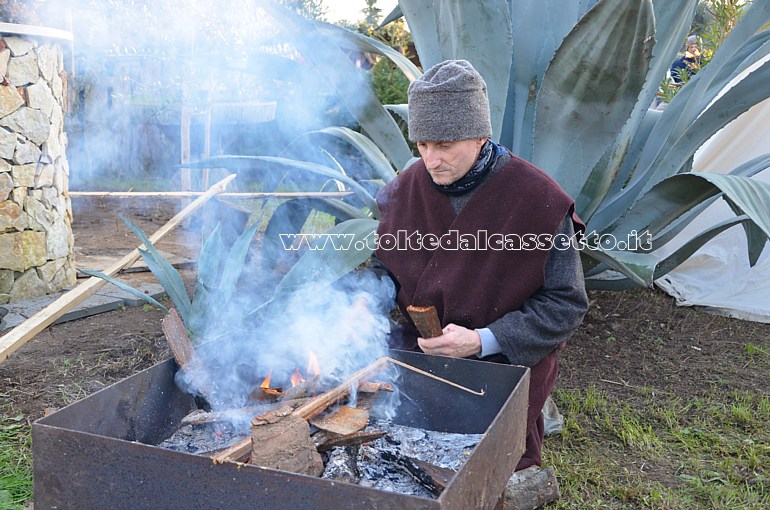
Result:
[69, 191, 352, 199]
[0, 174, 236, 363]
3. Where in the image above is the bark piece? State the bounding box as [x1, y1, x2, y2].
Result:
[310, 405, 369, 435]
[250, 407, 324, 477]
[406, 305, 442, 338]
[503, 466, 560, 510]
[161, 308, 212, 403]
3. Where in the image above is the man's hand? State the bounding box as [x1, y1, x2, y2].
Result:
[417, 323, 481, 358]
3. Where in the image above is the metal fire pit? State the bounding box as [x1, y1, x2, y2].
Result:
[33, 350, 529, 510]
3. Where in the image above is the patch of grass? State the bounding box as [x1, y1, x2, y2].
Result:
[547, 386, 770, 509]
[0, 399, 32, 510]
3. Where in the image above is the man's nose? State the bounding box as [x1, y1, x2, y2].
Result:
[423, 148, 441, 168]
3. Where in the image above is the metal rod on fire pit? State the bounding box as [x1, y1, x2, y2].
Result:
[386, 357, 485, 396]
[0, 174, 237, 363]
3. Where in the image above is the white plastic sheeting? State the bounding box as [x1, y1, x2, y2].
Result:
[654, 78, 770, 323]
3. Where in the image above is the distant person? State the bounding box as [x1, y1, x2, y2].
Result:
[670, 35, 702, 85]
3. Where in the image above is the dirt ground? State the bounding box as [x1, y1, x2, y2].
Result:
[1, 195, 769, 495]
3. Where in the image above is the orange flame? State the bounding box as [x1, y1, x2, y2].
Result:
[260, 370, 272, 389]
[290, 368, 304, 387]
[307, 351, 320, 377]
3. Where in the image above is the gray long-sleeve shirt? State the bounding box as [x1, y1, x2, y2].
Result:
[477, 215, 588, 366]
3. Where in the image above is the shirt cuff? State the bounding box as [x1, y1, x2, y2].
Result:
[477, 328, 502, 358]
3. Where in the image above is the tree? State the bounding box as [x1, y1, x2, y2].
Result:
[362, 0, 382, 26]
[278, 0, 327, 21]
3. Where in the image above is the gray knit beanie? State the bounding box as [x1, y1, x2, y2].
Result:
[407, 59, 492, 142]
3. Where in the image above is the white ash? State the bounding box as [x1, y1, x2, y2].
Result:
[322, 420, 483, 497]
[157, 421, 249, 455]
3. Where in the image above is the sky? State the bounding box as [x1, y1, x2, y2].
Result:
[324, 0, 399, 23]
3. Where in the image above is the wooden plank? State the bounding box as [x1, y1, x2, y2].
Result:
[0, 174, 236, 363]
[69, 191, 352, 199]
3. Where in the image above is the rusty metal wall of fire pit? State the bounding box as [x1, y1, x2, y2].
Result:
[33, 350, 528, 510]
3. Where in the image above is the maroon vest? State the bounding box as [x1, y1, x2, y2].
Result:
[376, 156, 582, 349]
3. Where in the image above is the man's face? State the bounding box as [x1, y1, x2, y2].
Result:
[417, 138, 487, 185]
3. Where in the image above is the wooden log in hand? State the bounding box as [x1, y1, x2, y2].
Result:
[406, 305, 442, 338]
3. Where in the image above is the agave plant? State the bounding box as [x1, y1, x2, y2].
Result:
[83, 214, 260, 341]
[185, 0, 770, 292]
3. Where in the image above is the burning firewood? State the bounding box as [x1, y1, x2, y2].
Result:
[249, 406, 324, 477]
[310, 405, 369, 435]
[406, 305, 443, 338]
[211, 357, 484, 469]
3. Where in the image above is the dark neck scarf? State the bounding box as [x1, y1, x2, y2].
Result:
[432, 140, 509, 195]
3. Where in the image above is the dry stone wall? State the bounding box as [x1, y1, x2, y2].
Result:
[0, 33, 74, 304]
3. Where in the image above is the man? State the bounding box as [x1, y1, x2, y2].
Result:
[374, 60, 588, 471]
[670, 35, 701, 85]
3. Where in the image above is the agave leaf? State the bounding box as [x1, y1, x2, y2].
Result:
[612, 154, 770, 250]
[725, 199, 768, 266]
[182, 155, 378, 213]
[578, 0, 599, 16]
[600, 0, 699, 202]
[399, 0, 513, 139]
[196, 223, 224, 288]
[625, 0, 770, 193]
[263, 3, 413, 170]
[533, 0, 654, 201]
[642, 58, 770, 195]
[261, 198, 372, 273]
[397, 0, 441, 71]
[218, 221, 259, 303]
[653, 215, 752, 278]
[705, 32, 770, 100]
[119, 215, 191, 323]
[384, 104, 408, 124]
[581, 246, 657, 287]
[317, 24, 421, 81]
[254, 218, 379, 318]
[673, 0, 770, 139]
[505, 0, 584, 157]
[79, 270, 168, 313]
[725, 198, 768, 267]
[304, 127, 395, 184]
[379, 4, 403, 27]
[647, 197, 719, 252]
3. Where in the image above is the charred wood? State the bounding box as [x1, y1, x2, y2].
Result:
[314, 429, 387, 452]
